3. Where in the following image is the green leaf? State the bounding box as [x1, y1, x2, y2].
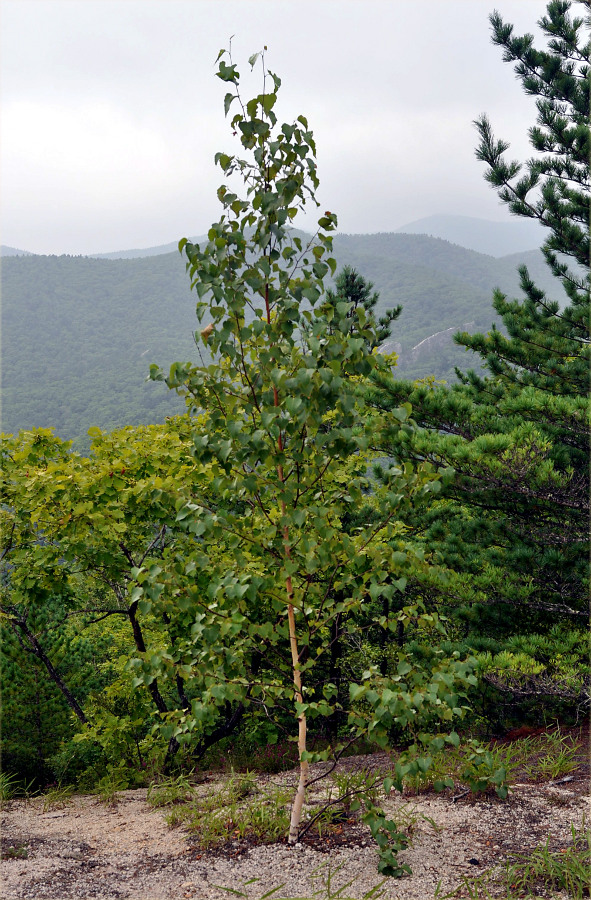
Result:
[217, 61, 238, 83]
[383, 777, 394, 794]
[446, 731, 460, 748]
[349, 684, 365, 702]
[261, 93, 276, 114]
[417, 756, 433, 773]
[223, 93, 235, 117]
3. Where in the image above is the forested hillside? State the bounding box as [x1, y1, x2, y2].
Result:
[1, 234, 567, 449]
[330, 234, 570, 380]
[2, 253, 195, 450]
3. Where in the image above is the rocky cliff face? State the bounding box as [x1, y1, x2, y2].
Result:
[407, 321, 475, 363]
[381, 321, 476, 369]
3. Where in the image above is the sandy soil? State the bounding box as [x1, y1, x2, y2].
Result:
[1, 744, 589, 900]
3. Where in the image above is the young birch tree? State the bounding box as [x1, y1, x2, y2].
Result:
[137, 49, 481, 854]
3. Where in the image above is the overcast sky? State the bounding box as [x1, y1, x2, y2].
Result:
[1, 0, 547, 255]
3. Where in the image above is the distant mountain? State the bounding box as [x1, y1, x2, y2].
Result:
[330, 233, 568, 380]
[394, 214, 546, 257]
[1, 214, 546, 261]
[75, 215, 546, 261]
[0, 245, 34, 257]
[88, 236, 207, 260]
[2, 253, 195, 451]
[3, 231, 567, 450]
[0, 237, 208, 260]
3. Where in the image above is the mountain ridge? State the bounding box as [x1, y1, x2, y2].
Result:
[392, 213, 546, 257]
[0, 245, 34, 257]
[2, 229, 564, 450]
[1, 214, 547, 261]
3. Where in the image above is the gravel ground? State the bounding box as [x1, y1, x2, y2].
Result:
[1, 753, 589, 900]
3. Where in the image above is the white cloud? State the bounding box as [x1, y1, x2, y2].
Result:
[4, 101, 169, 189]
[1, 0, 548, 253]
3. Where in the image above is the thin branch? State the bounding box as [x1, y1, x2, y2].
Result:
[138, 525, 168, 567]
[119, 543, 136, 568]
[0, 522, 16, 562]
[79, 610, 129, 625]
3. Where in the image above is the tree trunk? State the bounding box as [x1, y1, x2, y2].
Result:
[128, 602, 180, 767]
[193, 702, 246, 760]
[277, 494, 308, 843]
[328, 612, 342, 738]
[13, 619, 88, 724]
[286, 582, 309, 844]
[266, 280, 309, 843]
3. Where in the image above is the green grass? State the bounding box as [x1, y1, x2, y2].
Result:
[164, 771, 291, 848]
[146, 773, 195, 808]
[398, 725, 584, 796]
[504, 823, 591, 900]
[0, 772, 37, 808]
[0, 772, 22, 808]
[93, 770, 130, 807]
[521, 728, 580, 781]
[435, 822, 591, 900]
[42, 783, 76, 812]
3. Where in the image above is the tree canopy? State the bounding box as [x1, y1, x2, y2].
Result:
[366, 0, 590, 714]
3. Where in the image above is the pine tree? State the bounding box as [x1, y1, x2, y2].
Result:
[366, 0, 590, 717]
[325, 265, 401, 349]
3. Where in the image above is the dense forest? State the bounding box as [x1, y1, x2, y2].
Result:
[1, 0, 588, 879]
[1, 234, 570, 451]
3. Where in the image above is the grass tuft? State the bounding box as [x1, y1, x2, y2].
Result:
[165, 771, 290, 848]
[146, 773, 195, 808]
[42, 783, 76, 813]
[435, 821, 591, 900]
[398, 724, 584, 797]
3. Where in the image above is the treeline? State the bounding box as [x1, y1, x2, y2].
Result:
[2, 233, 568, 451]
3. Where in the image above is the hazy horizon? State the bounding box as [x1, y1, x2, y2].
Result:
[2, 1, 546, 255]
[0, 211, 546, 259]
